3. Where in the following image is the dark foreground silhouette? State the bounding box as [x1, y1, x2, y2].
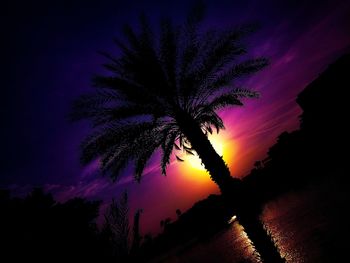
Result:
[0, 188, 105, 262]
[1, 54, 349, 262]
[0, 188, 142, 263]
[129, 53, 350, 262]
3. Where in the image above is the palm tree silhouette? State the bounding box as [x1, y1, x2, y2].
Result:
[72, 3, 285, 263]
[71, 7, 266, 194]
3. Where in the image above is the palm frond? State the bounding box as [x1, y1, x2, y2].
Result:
[174, 143, 181, 150]
[69, 90, 119, 121]
[107, 154, 131, 182]
[102, 124, 164, 181]
[122, 24, 141, 51]
[176, 155, 185, 162]
[161, 131, 178, 175]
[81, 122, 156, 165]
[72, 3, 269, 183]
[231, 88, 260, 98]
[160, 18, 178, 90]
[104, 192, 130, 255]
[208, 93, 244, 110]
[139, 14, 155, 50]
[93, 104, 165, 127]
[177, 1, 206, 107]
[181, 25, 256, 108]
[209, 58, 269, 90]
[134, 138, 160, 182]
[195, 110, 225, 134]
[185, 149, 195, 155]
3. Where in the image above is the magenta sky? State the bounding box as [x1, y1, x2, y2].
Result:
[2, 0, 350, 234]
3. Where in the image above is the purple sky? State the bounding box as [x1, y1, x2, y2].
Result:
[2, 0, 350, 234]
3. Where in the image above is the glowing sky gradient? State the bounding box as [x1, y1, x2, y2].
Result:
[2, 0, 350, 234]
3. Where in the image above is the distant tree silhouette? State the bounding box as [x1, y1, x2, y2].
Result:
[103, 191, 130, 261]
[103, 191, 144, 261]
[160, 217, 172, 232]
[0, 188, 104, 262]
[176, 208, 182, 218]
[164, 217, 172, 230]
[254, 160, 262, 169]
[131, 209, 143, 254]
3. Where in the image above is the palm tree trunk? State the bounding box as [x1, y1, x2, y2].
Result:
[176, 112, 285, 263]
[238, 212, 286, 263]
[175, 112, 241, 195]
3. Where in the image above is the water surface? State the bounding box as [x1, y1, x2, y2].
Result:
[154, 180, 348, 263]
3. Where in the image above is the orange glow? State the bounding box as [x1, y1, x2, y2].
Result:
[186, 135, 224, 171]
[175, 131, 238, 184]
[186, 134, 224, 171]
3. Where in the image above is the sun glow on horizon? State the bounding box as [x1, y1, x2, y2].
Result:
[186, 135, 225, 171]
[176, 131, 238, 182]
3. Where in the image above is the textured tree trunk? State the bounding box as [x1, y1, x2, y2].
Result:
[238, 212, 286, 263]
[176, 112, 286, 263]
[175, 112, 241, 195]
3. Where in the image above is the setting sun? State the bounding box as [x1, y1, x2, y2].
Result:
[186, 135, 225, 171]
[176, 131, 237, 179]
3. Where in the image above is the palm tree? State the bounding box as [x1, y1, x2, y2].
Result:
[71, 8, 266, 194]
[103, 192, 130, 261]
[71, 3, 285, 263]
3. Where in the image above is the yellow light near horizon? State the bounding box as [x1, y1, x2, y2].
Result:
[178, 132, 236, 180]
[186, 135, 224, 171]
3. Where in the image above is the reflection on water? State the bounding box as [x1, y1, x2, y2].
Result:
[156, 221, 260, 263]
[155, 181, 348, 263]
[262, 181, 348, 263]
